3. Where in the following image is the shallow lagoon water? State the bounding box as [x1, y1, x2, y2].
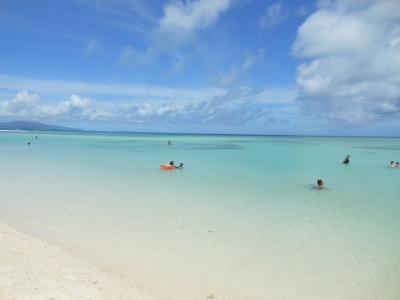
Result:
[0, 132, 399, 299]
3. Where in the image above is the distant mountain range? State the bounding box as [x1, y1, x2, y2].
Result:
[0, 121, 81, 132]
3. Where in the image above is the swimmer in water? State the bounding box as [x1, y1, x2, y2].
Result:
[27, 142, 31, 145]
[390, 161, 396, 168]
[168, 140, 172, 145]
[342, 155, 350, 164]
[315, 179, 324, 189]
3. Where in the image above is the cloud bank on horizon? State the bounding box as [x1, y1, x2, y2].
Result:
[0, 0, 399, 135]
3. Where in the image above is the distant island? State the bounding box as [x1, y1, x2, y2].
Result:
[0, 121, 81, 132]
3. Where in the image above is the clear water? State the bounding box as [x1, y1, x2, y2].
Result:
[0, 131, 399, 299]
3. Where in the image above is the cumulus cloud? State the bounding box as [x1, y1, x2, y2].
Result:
[259, 3, 288, 29]
[0, 88, 295, 126]
[0, 91, 98, 121]
[144, 86, 296, 125]
[0, 90, 41, 116]
[107, 88, 277, 126]
[293, 0, 400, 124]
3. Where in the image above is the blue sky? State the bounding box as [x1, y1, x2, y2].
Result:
[0, 0, 399, 135]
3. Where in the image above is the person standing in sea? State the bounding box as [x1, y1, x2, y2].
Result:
[342, 155, 350, 164]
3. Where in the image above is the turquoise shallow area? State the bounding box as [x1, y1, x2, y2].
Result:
[0, 131, 399, 299]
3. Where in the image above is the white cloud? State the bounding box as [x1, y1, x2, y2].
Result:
[259, 3, 288, 29]
[0, 90, 41, 116]
[0, 92, 98, 121]
[292, 10, 376, 57]
[0, 88, 295, 126]
[293, 0, 400, 124]
[120, 0, 233, 68]
[156, 0, 232, 47]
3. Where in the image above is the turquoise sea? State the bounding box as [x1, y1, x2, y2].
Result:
[0, 131, 399, 299]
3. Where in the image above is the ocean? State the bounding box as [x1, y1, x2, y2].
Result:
[0, 131, 399, 299]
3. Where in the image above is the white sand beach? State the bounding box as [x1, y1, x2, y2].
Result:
[0, 221, 157, 300]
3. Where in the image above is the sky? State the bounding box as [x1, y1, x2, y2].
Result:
[0, 0, 399, 136]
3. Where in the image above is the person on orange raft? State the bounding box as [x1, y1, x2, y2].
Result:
[169, 161, 184, 169]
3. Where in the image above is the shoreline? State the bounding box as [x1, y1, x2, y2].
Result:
[0, 220, 157, 300]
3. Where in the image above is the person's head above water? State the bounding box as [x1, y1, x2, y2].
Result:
[169, 161, 174, 166]
[317, 179, 324, 187]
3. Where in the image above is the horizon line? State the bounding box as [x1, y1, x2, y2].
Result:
[1, 128, 399, 139]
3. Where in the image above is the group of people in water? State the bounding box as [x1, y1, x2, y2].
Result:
[26, 135, 38, 145]
[314, 155, 351, 189]
[164, 141, 399, 177]
[314, 154, 399, 189]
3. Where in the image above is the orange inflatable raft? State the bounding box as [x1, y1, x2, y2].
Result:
[160, 164, 175, 170]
